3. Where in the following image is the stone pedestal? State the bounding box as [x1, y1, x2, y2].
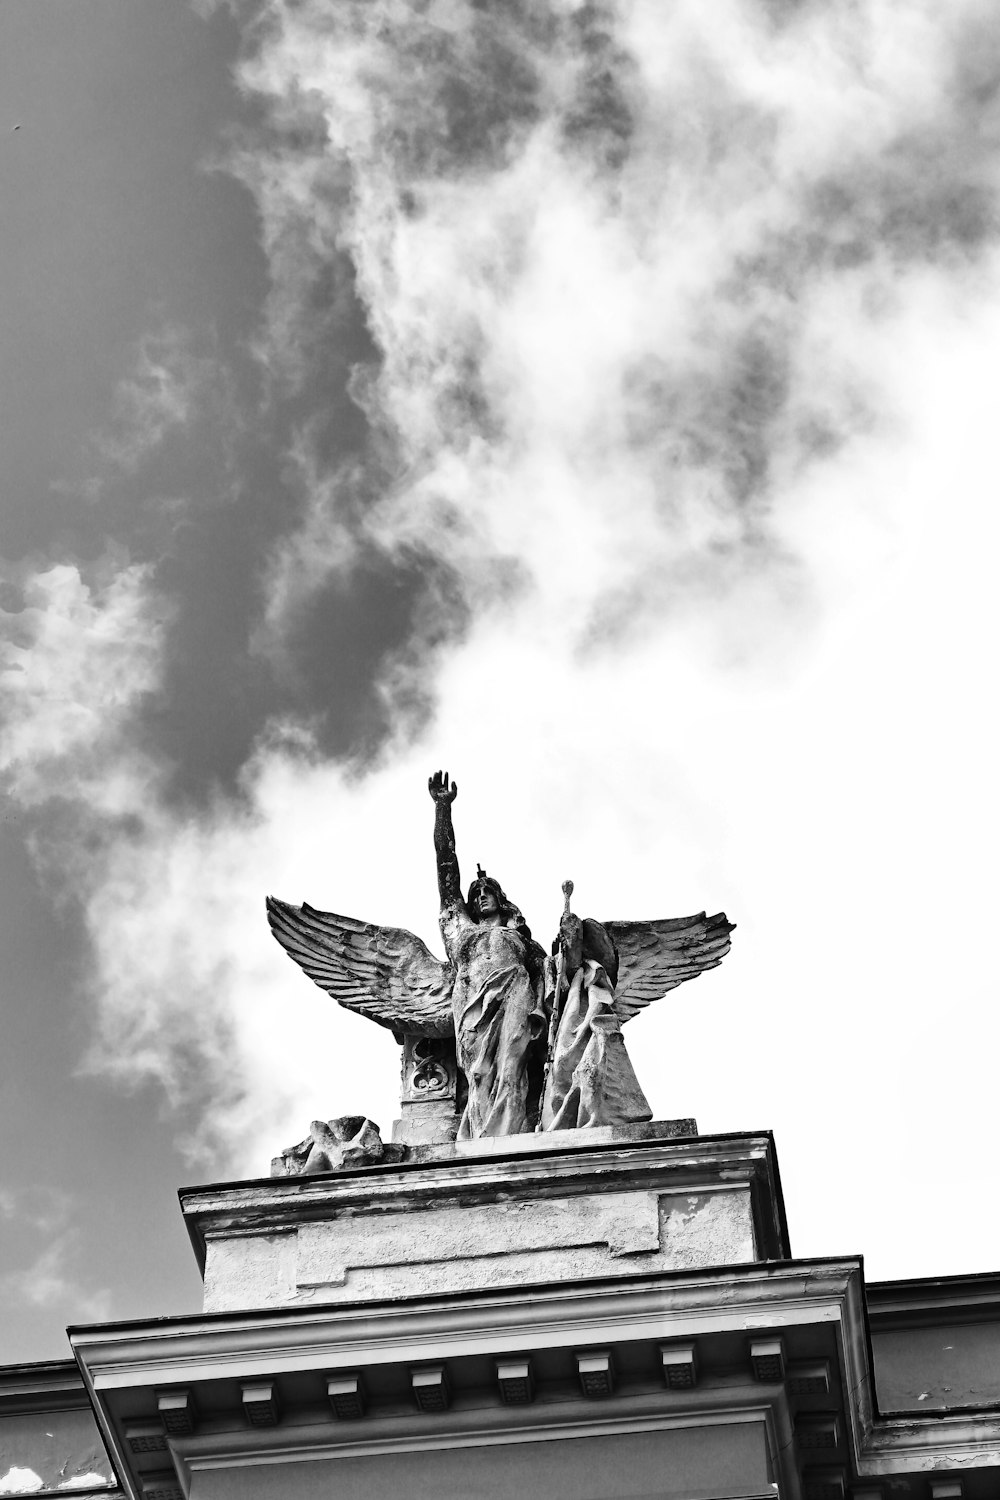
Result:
[181, 1124, 788, 1315]
[393, 1033, 461, 1144]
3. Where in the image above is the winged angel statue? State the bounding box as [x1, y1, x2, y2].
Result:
[267, 772, 734, 1141]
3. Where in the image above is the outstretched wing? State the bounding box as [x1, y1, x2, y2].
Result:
[266, 896, 455, 1038]
[604, 912, 734, 1023]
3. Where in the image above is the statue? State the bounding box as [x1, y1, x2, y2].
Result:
[267, 771, 734, 1142]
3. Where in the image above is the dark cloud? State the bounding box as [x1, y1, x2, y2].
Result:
[561, 2, 637, 173]
[13, 0, 1000, 819]
[375, 7, 551, 179]
[94, 368, 458, 802]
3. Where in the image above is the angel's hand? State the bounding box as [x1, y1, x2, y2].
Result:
[428, 770, 457, 803]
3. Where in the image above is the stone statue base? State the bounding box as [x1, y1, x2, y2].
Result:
[402, 1114, 697, 1162]
[184, 1123, 788, 1316]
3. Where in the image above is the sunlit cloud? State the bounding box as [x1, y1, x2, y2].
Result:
[225, 0, 1000, 664]
[0, 561, 167, 813]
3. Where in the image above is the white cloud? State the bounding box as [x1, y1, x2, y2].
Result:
[3, 0, 1000, 1287]
[231, 0, 1000, 662]
[0, 562, 167, 814]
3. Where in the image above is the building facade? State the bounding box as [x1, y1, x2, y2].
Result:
[4, 1123, 1000, 1499]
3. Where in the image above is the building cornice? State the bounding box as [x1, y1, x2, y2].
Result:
[71, 1257, 854, 1500]
[70, 1253, 1000, 1497]
[72, 1257, 859, 1389]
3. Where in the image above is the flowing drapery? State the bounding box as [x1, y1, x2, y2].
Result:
[540, 959, 652, 1130]
[446, 917, 545, 1138]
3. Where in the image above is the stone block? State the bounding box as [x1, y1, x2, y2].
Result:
[187, 1128, 783, 1315]
[411, 1366, 449, 1413]
[577, 1350, 615, 1397]
[787, 1359, 831, 1395]
[749, 1337, 785, 1382]
[801, 1469, 846, 1500]
[326, 1373, 365, 1420]
[242, 1381, 280, 1427]
[156, 1388, 197, 1436]
[795, 1414, 840, 1449]
[496, 1358, 534, 1405]
[660, 1342, 698, 1388]
[124, 1421, 168, 1457]
[139, 1474, 183, 1500]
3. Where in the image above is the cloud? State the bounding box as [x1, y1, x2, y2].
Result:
[0, 1189, 112, 1323]
[0, 1241, 112, 1324]
[0, 1185, 73, 1237]
[4, 0, 1000, 1284]
[0, 560, 168, 814]
[224, 0, 1000, 670]
[99, 328, 231, 473]
[55, 323, 247, 528]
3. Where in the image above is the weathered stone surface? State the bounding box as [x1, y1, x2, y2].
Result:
[404, 1114, 697, 1162]
[391, 1097, 459, 1146]
[294, 1187, 663, 1284]
[271, 1116, 405, 1177]
[289, 1190, 752, 1304]
[188, 1126, 783, 1315]
[203, 1190, 752, 1311]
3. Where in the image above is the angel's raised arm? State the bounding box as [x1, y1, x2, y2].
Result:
[428, 769, 462, 909]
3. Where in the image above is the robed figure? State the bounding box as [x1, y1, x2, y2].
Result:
[267, 772, 734, 1139]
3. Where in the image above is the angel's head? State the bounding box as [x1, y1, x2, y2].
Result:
[467, 870, 507, 923]
[468, 865, 531, 930]
[468, 866, 546, 982]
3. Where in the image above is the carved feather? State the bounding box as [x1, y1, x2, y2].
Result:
[605, 911, 734, 1023]
[266, 896, 456, 1038]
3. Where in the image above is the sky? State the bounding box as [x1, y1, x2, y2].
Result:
[2, 0, 1000, 1362]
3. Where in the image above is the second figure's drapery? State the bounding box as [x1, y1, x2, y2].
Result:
[540, 957, 652, 1131]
